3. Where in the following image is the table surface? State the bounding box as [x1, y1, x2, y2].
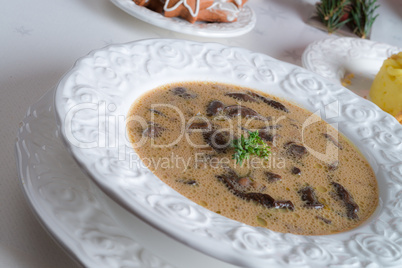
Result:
[1, 0, 401, 267]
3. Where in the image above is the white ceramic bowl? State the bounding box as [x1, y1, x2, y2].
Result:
[55, 39, 402, 267]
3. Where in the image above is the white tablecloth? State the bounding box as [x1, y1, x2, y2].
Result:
[1, 0, 401, 267]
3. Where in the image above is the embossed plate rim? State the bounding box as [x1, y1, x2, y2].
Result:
[110, 0, 256, 37]
[15, 90, 85, 268]
[301, 37, 401, 84]
[55, 39, 402, 268]
[15, 89, 239, 268]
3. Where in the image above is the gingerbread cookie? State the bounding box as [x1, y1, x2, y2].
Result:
[133, 0, 247, 24]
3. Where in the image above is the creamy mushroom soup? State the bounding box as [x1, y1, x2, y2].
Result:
[126, 82, 378, 235]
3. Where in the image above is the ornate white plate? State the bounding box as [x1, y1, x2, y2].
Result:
[110, 0, 256, 37]
[55, 39, 402, 267]
[302, 37, 401, 98]
[15, 89, 236, 268]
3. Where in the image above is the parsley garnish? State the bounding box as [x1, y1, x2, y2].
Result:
[231, 130, 271, 165]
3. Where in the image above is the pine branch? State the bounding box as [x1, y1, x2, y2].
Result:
[316, 0, 379, 38]
[349, 0, 380, 38]
[316, 0, 352, 33]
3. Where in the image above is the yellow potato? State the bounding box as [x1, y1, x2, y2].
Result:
[369, 52, 402, 123]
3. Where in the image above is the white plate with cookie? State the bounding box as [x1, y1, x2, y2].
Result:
[111, 0, 256, 37]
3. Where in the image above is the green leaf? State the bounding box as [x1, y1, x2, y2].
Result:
[231, 130, 271, 165]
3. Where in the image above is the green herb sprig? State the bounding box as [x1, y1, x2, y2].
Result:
[349, 0, 380, 38]
[316, 0, 379, 38]
[316, 0, 352, 34]
[231, 131, 271, 165]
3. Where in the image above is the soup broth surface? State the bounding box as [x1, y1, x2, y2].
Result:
[127, 82, 378, 235]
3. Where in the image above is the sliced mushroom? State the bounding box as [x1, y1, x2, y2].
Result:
[217, 171, 274, 207]
[187, 122, 210, 130]
[288, 118, 301, 129]
[206, 100, 225, 116]
[247, 91, 289, 113]
[328, 161, 339, 171]
[291, 167, 301, 175]
[216, 171, 293, 210]
[225, 92, 258, 103]
[149, 109, 166, 117]
[284, 142, 308, 159]
[273, 200, 295, 210]
[332, 182, 359, 220]
[265, 171, 282, 183]
[203, 129, 232, 153]
[250, 181, 267, 192]
[237, 177, 251, 187]
[298, 186, 324, 209]
[171, 87, 197, 99]
[142, 122, 165, 138]
[266, 124, 282, 129]
[235, 177, 266, 192]
[258, 126, 281, 142]
[316, 215, 332, 224]
[259, 131, 274, 142]
[242, 192, 276, 208]
[176, 179, 198, 186]
[322, 133, 343, 150]
[224, 105, 265, 120]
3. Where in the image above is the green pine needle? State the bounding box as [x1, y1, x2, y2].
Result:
[316, 0, 379, 38]
[316, 0, 352, 33]
[349, 0, 379, 38]
[231, 131, 271, 165]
